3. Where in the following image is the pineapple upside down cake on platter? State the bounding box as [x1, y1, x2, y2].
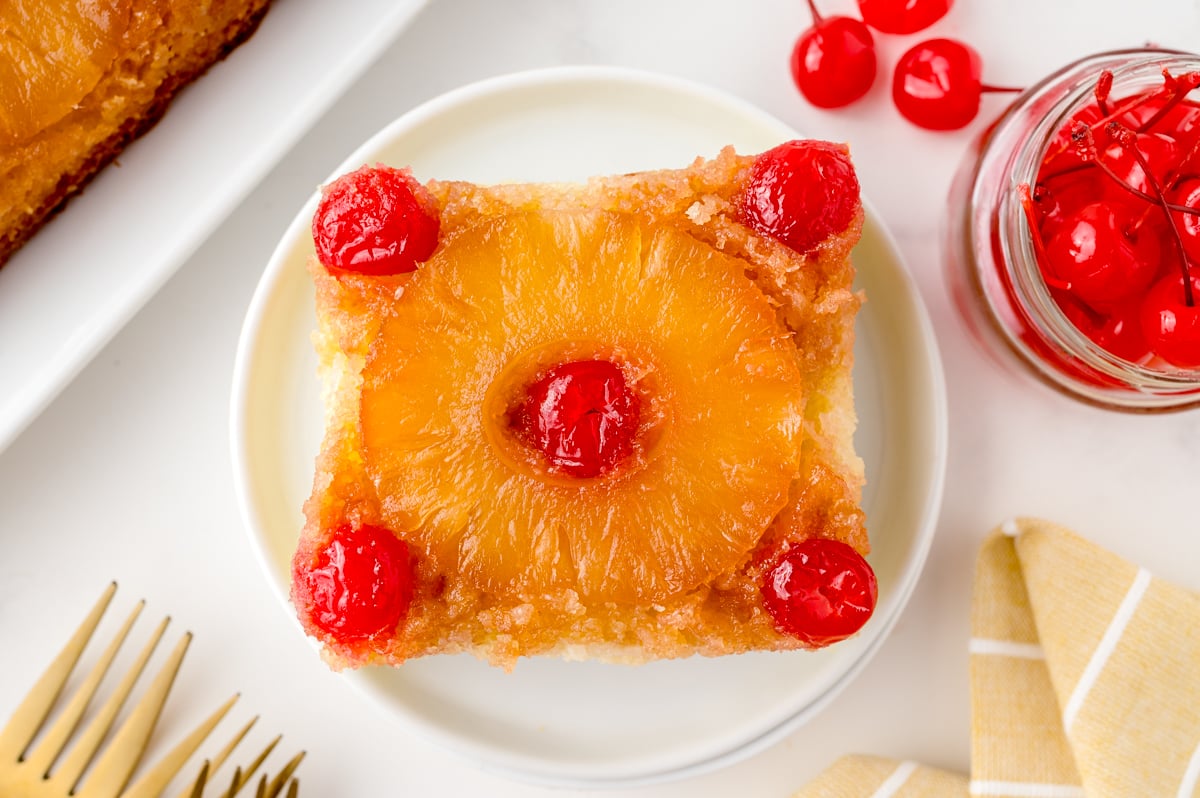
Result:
[0, 0, 270, 267]
[291, 140, 875, 671]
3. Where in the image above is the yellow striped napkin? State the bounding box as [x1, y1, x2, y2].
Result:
[794, 518, 1200, 798]
[794, 755, 967, 797]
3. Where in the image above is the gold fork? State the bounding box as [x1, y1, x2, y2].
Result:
[180, 739, 305, 798]
[183, 747, 305, 798]
[0, 583, 302, 798]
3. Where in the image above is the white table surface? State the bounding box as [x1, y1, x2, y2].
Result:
[3, 1, 1199, 795]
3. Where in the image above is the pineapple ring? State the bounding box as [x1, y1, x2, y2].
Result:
[360, 210, 805, 603]
[0, 0, 132, 145]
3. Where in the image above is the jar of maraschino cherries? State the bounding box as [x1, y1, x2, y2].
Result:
[949, 48, 1200, 410]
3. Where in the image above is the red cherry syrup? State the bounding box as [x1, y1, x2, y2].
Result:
[762, 539, 878, 647]
[513, 359, 641, 479]
[1023, 68, 1200, 370]
[313, 165, 440, 275]
[739, 140, 860, 253]
[294, 523, 413, 641]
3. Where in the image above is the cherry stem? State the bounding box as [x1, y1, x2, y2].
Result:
[1031, 163, 1200, 221]
[1094, 70, 1114, 116]
[1017, 183, 1069, 288]
[980, 85, 1025, 94]
[1129, 121, 1200, 234]
[1041, 84, 1172, 166]
[1122, 71, 1200, 234]
[1093, 86, 1170, 130]
[804, 0, 822, 23]
[1166, 133, 1200, 197]
[1041, 121, 1200, 218]
[1136, 70, 1200, 133]
[1108, 122, 1195, 307]
[1037, 161, 1093, 183]
[1055, 122, 1200, 219]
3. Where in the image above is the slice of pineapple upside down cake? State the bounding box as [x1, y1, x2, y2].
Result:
[292, 142, 875, 670]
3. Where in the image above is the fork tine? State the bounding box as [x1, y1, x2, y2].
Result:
[73, 630, 191, 798]
[210, 730, 289, 798]
[220, 765, 245, 798]
[285, 778, 299, 798]
[205, 715, 257, 779]
[49, 615, 170, 793]
[262, 750, 305, 798]
[22, 597, 145, 777]
[229, 733, 280, 791]
[170, 714, 257, 798]
[185, 761, 210, 798]
[120, 694, 239, 798]
[215, 732, 275, 798]
[0, 582, 117, 761]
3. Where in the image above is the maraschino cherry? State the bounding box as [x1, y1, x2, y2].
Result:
[1140, 273, 1200, 368]
[892, 38, 1019, 130]
[1042, 202, 1161, 309]
[1101, 131, 1180, 195]
[313, 165, 440, 275]
[513, 359, 641, 479]
[295, 523, 414, 640]
[739, 140, 861, 252]
[857, 0, 952, 34]
[1171, 177, 1200, 263]
[1057, 296, 1152, 364]
[762, 539, 877, 647]
[790, 0, 877, 109]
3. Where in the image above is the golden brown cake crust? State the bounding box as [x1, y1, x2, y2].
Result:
[297, 146, 866, 670]
[0, 0, 270, 267]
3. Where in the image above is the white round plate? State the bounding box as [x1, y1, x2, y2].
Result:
[231, 66, 947, 788]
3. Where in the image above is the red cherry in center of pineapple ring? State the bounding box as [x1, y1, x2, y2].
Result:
[293, 523, 413, 640]
[312, 164, 440, 275]
[739, 140, 860, 253]
[514, 359, 641, 479]
[762, 539, 878, 647]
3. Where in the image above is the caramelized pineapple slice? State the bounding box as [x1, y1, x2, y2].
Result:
[0, 0, 131, 145]
[360, 210, 804, 603]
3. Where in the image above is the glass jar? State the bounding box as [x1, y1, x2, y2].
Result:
[947, 48, 1200, 411]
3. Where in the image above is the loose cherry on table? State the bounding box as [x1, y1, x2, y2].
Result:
[892, 38, 1020, 131]
[761, 539, 877, 647]
[312, 165, 440, 275]
[856, 0, 952, 34]
[790, 0, 877, 109]
[1021, 67, 1200, 371]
